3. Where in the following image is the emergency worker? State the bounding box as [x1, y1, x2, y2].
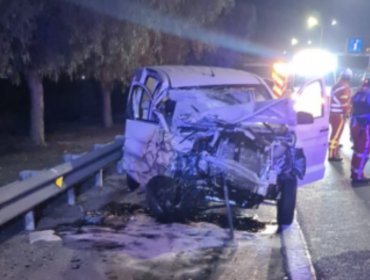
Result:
[350, 78, 370, 183]
[328, 68, 353, 161]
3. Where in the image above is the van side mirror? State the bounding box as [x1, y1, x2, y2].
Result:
[297, 111, 314, 124]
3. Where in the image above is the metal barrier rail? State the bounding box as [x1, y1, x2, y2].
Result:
[0, 136, 124, 230]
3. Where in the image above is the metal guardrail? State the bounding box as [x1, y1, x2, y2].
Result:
[0, 135, 124, 230]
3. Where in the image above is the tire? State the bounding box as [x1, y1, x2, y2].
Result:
[277, 175, 297, 226]
[178, 184, 205, 220]
[145, 175, 180, 222]
[126, 174, 140, 191]
[146, 175, 205, 222]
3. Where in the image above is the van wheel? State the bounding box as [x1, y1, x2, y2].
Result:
[126, 174, 140, 191]
[146, 175, 180, 222]
[277, 175, 297, 226]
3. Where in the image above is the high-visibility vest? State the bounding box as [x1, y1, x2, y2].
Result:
[330, 81, 351, 115]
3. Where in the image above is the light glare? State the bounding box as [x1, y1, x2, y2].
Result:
[291, 49, 337, 77]
[291, 37, 299, 46]
[273, 62, 291, 76]
[307, 16, 319, 29]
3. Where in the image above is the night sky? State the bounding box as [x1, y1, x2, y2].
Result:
[254, 0, 370, 53]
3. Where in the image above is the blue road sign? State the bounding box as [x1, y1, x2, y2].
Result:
[348, 37, 363, 53]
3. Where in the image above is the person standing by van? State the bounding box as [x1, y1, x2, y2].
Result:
[350, 78, 370, 183]
[328, 68, 353, 161]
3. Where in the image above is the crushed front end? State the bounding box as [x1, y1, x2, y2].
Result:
[168, 117, 306, 214]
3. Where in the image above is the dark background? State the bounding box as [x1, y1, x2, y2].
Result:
[0, 78, 126, 135]
[2, 0, 370, 136]
[254, 0, 370, 53]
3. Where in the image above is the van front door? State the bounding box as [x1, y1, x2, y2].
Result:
[294, 78, 330, 186]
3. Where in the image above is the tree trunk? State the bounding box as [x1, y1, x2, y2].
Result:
[101, 81, 113, 128]
[25, 70, 45, 145]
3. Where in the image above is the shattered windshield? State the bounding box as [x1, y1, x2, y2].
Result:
[167, 84, 276, 126]
[168, 85, 271, 109]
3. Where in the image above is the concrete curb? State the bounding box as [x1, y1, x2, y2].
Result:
[280, 217, 317, 280]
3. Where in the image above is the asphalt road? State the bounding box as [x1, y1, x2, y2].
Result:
[0, 174, 290, 280]
[297, 125, 370, 280]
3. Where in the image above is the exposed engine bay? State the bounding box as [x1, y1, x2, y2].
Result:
[176, 120, 305, 202]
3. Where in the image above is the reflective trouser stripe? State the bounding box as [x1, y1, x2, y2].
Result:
[329, 114, 345, 158]
[330, 108, 344, 113]
[352, 154, 369, 176]
[351, 124, 370, 179]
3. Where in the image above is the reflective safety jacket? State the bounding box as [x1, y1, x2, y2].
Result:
[351, 87, 370, 126]
[330, 80, 351, 115]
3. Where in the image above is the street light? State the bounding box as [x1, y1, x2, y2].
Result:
[307, 16, 323, 46]
[291, 37, 299, 46]
[306, 16, 337, 47]
[307, 16, 319, 29]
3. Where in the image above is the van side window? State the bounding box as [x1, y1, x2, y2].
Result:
[131, 85, 152, 120]
[127, 74, 164, 123]
[140, 90, 151, 120]
[294, 81, 324, 118]
[145, 76, 160, 93]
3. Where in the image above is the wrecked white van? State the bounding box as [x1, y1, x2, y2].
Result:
[122, 65, 329, 226]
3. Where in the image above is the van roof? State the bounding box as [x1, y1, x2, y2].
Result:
[144, 65, 264, 88]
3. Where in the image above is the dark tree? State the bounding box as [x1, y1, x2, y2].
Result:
[0, 0, 101, 144]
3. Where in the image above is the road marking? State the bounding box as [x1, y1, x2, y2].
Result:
[280, 216, 317, 280]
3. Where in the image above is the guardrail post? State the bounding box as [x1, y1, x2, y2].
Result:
[19, 170, 39, 180]
[114, 135, 125, 142]
[66, 189, 76, 205]
[63, 154, 82, 205]
[63, 154, 81, 162]
[19, 170, 39, 231]
[116, 159, 124, 174]
[115, 135, 125, 174]
[24, 211, 35, 231]
[95, 169, 103, 187]
[93, 144, 108, 187]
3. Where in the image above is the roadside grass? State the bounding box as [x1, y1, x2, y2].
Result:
[0, 123, 123, 186]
